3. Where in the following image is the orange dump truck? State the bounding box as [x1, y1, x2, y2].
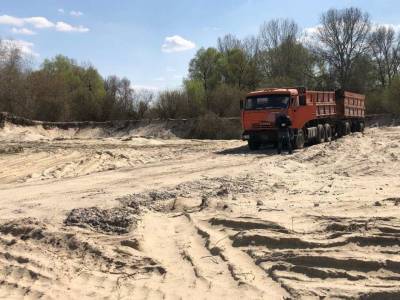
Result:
[240, 87, 365, 150]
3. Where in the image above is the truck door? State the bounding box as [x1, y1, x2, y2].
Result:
[287, 96, 299, 126]
[287, 96, 315, 129]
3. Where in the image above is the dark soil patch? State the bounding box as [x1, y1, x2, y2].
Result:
[0, 145, 23, 154]
[65, 207, 136, 234]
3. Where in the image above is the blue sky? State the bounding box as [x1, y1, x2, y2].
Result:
[1, 0, 399, 90]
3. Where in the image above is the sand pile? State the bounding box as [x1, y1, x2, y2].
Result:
[0, 121, 180, 142]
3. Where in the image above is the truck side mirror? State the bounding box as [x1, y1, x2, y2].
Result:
[299, 95, 306, 106]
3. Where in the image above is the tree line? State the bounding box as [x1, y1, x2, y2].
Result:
[0, 7, 399, 122]
[0, 52, 154, 121]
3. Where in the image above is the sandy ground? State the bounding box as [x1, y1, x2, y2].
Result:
[0, 122, 400, 299]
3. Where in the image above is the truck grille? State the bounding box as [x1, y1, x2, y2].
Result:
[252, 121, 272, 129]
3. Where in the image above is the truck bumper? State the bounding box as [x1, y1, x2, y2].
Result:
[242, 130, 278, 142]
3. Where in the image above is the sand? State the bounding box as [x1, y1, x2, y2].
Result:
[0, 122, 400, 299]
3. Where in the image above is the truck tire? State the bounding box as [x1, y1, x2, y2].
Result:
[316, 124, 325, 143]
[294, 129, 305, 149]
[351, 121, 358, 132]
[337, 122, 344, 137]
[344, 121, 351, 135]
[248, 139, 260, 150]
[324, 124, 332, 142]
[359, 122, 365, 132]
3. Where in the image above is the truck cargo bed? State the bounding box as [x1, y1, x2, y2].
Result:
[306, 91, 337, 118]
[336, 91, 365, 118]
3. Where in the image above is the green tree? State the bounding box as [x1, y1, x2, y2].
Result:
[36, 55, 105, 121]
[72, 65, 105, 121]
[188, 47, 221, 109]
[218, 48, 261, 90]
[384, 76, 400, 114]
[209, 84, 246, 117]
[183, 79, 206, 117]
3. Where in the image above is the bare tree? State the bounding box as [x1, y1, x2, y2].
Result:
[257, 19, 313, 86]
[0, 40, 30, 115]
[134, 89, 154, 119]
[155, 89, 187, 119]
[259, 19, 299, 51]
[368, 26, 400, 87]
[241, 35, 261, 58]
[119, 78, 134, 113]
[217, 34, 242, 54]
[316, 7, 371, 89]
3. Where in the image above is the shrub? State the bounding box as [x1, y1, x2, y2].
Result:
[190, 112, 241, 139]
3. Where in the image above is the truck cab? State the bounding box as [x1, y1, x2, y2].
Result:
[241, 87, 309, 150]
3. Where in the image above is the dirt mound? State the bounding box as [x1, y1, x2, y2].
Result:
[212, 212, 400, 299]
[0, 112, 242, 141]
[118, 175, 265, 213]
[0, 217, 165, 299]
[65, 207, 137, 234]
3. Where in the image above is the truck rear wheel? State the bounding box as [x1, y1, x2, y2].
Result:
[294, 129, 305, 149]
[344, 121, 351, 135]
[354, 121, 365, 132]
[324, 124, 332, 142]
[316, 124, 325, 143]
[359, 122, 365, 132]
[248, 139, 260, 151]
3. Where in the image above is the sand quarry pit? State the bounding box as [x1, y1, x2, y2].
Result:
[0, 121, 400, 299]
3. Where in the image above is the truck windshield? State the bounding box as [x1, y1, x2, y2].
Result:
[245, 95, 290, 110]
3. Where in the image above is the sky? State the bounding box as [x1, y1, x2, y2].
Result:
[0, 0, 399, 90]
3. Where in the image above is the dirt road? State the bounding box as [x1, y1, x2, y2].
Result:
[1, 123, 400, 299]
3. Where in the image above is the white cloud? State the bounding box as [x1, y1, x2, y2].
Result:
[1, 39, 39, 57]
[303, 25, 320, 36]
[70, 10, 84, 17]
[154, 77, 166, 81]
[301, 25, 321, 44]
[58, 8, 65, 14]
[0, 14, 89, 33]
[162, 35, 196, 53]
[0, 15, 25, 27]
[0, 15, 53, 28]
[24, 17, 54, 28]
[372, 23, 400, 33]
[11, 27, 36, 35]
[55, 21, 89, 32]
